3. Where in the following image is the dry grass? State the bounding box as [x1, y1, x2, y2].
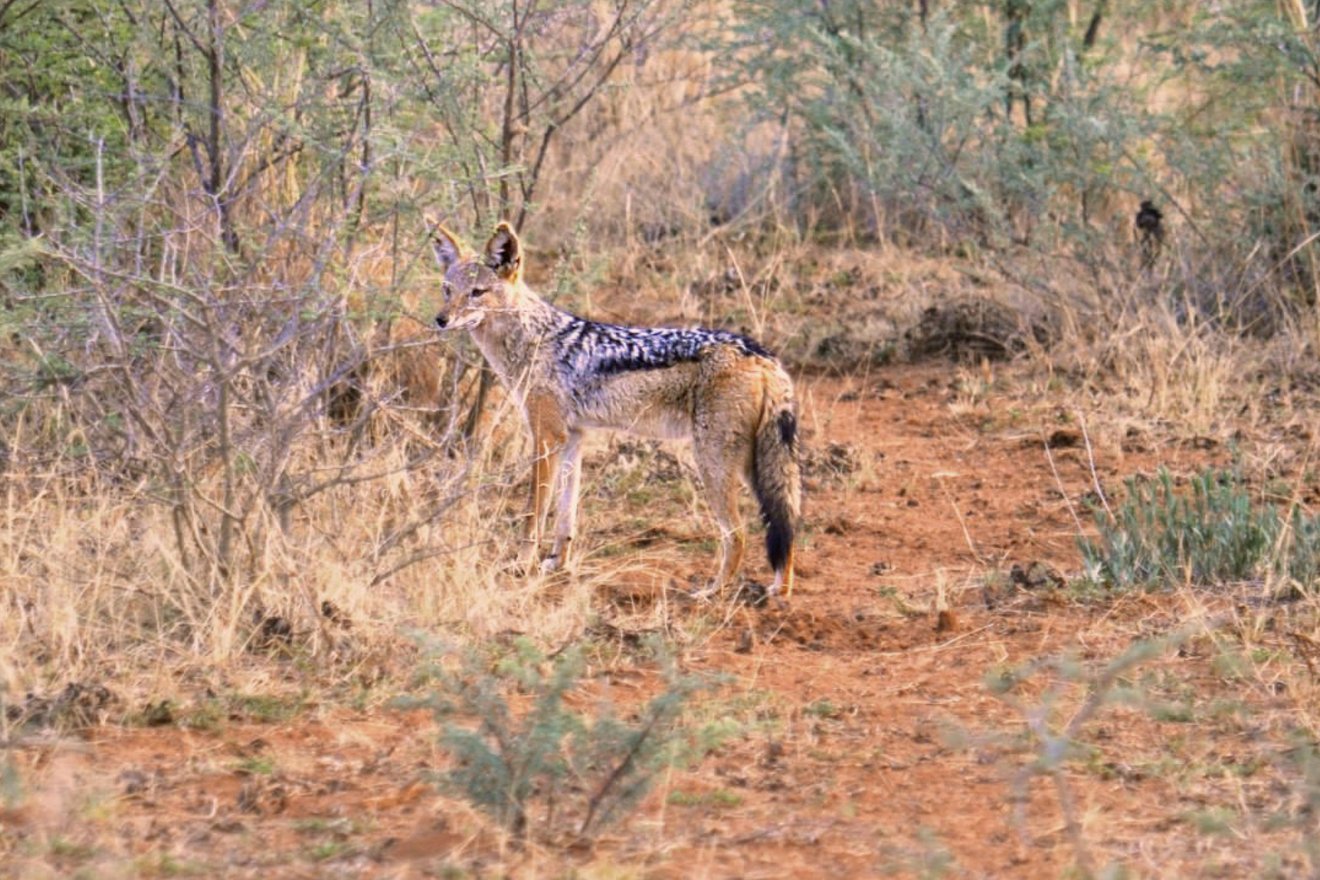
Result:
[0, 381, 600, 714]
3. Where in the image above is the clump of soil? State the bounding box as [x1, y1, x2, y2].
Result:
[905, 297, 1052, 362]
[4, 681, 116, 730]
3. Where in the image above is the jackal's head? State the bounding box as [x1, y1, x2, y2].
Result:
[432, 221, 524, 332]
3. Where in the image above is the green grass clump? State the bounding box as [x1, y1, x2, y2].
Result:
[1079, 468, 1320, 593]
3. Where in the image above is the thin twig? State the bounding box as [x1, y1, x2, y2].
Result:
[1075, 412, 1112, 519]
[1042, 428, 1085, 534]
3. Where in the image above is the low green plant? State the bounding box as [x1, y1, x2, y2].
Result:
[305, 840, 350, 862]
[230, 692, 307, 724]
[403, 636, 724, 841]
[1079, 467, 1320, 593]
[48, 836, 97, 862]
[804, 699, 841, 719]
[136, 852, 210, 878]
[235, 756, 276, 776]
[1, 753, 20, 808]
[666, 788, 743, 808]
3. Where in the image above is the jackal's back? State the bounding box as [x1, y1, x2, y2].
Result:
[542, 315, 779, 440]
[552, 317, 771, 382]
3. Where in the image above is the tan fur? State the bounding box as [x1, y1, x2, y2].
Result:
[431, 221, 802, 597]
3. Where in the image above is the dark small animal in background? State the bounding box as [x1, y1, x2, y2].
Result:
[1135, 199, 1164, 269]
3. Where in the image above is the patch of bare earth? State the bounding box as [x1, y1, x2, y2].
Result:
[5, 363, 1316, 878]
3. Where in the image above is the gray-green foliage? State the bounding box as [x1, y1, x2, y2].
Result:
[1079, 468, 1320, 592]
[984, 626, 1320, 874]
[0, 1, 669, 244]
[725, 1, 1320, 318]
[0, 752, 20, 809]
[982, 629, 1193, 876]
[726, 1, 1150, 246]
[406, 637, 724, 840]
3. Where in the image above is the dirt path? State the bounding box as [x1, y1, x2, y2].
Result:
[6, 363, 1310, 878]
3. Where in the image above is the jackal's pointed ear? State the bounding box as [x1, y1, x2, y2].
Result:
[484, 221, 522, 281]
[431, 222, 466, 273]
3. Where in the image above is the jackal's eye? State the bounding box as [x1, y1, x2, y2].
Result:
[470, 286, 487, 299]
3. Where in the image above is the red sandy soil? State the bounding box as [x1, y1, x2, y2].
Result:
[5, 362, 1315, 878]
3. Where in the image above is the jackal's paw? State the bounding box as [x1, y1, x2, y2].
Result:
[539, 553, 563, 574]
[688, 580, 722, 601]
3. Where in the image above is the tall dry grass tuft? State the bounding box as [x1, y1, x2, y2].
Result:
[1081, 303, 1243, 437]
[982, 238, 1318, 444]
[0, 369, 619, 718]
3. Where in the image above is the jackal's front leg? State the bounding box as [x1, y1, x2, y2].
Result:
[524, 440, 560, 555]
[542, 430, 583, 573]
[523, 395, 566, 569]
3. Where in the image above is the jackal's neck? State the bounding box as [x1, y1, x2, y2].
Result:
[468, 284, 566, 387]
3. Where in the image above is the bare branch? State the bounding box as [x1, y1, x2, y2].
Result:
[161, 0, 208, 57]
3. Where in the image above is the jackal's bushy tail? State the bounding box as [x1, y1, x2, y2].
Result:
[752, 364, 802, 588]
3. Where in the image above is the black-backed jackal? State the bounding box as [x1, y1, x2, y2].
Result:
[432, 222, 803, 597]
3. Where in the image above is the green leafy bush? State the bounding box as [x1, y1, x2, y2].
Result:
[979, 629, 1197, 876]
[725, 2, 1150, 247]
[404, 637, 726, 841]
[1079, 467, 1320, 592]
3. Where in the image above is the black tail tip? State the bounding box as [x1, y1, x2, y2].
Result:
[766, 517, 793, 572]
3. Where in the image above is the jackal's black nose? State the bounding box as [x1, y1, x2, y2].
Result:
[435, 313, 448, 329]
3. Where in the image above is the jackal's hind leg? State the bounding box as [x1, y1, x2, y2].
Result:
[692, 452, 746, 598]
[768, 544, 795, 599]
